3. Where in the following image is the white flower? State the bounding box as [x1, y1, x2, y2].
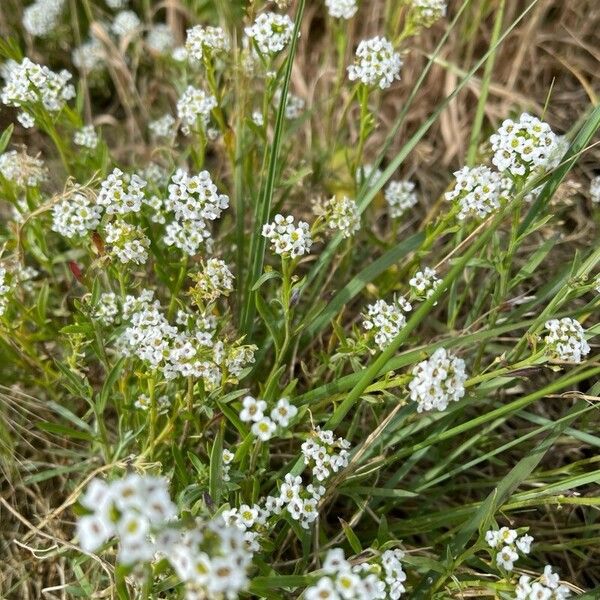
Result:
[74, 125, 99, 149]
[323, 548, 350, 574]
[530, 583, 553, 600]
[149, 113, 176, 138]
[362, 297, 411, 350]
[176, 86, 217, 134]
[409, 0, 447, 28]
[273, 89, 305, 119]
[270, 397, 298, 427]
[321, 195, 361, 238]
[305, 577, 340, 600]
[385, 180, 418, 218]
[186, 25, 230, 61]
[544, 318, 590, 363]
[1, 57, 75, 112]
[245, 13, 296, 55]
[262, 214, 312, 258]
[357, 164, 383, 187]
[485, 529, 500, 548]
[515, 533, 534, 554]
[240, 396, 267, 422]
[490, 113, 561, 178]
[347, 36, 402, 89]
[325, 0, 358, 20]
[111, 10, 140, 37]
[251, 417, 276, 441]
[22, 0, 65, 37]
[498, 526, 517, 545]
[409, 348, 468, 412]
[17, 111, 35, 128]
[52, 192, 102, 238]
[77, 514, 113, 551]
[445, 165, 507, 220]
[541, 565, 560, 589]
[0, 149, 46, 187]
[409, 267, 441, 300]
[335, 571, 362, 598]
[98, 168, 147, 215]
[73, 37, 105, 72]
[192, 258, 234, 301]
[496, 545, 519, 571]
[515, 575, 532, 599]
[251, 110, 264, 127]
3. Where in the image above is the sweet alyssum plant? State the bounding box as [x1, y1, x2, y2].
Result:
[1, 0, 599, 598]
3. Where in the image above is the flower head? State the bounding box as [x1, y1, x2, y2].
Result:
[544, 318, 590, 363]
[347, 36, 402, 89]
[262, 214, 312, 258]
[245, 13, 296, 55]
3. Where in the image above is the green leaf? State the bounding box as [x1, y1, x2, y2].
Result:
[209, 422, 225, 505]
[0, 124, 14, 155]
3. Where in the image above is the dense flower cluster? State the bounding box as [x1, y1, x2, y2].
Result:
[104, 220, 150, 265]
[72, 37, 105, 72]
[52, 192, 102, 238]
[325, 0, 358, 19]
[262, 214, 313, 258]
[22, 0, 65, 37]
[73, 125, 99, 149]
[270, 473, 325, 529]
[385, 180, 418, 218]
[1, 57, 75, 112]
[486, 527, 534, 572]
[590, 175, 600, 203]
[76, 474, 177, 562]
[97, 168, 146, 215]
[176, 86, 217, 134]
[409, 0, 447, 28]
[490, 113, 561, 178]
[304, 547, 407, 599]
[347, 36, 402, 89]
[409, 267, 441, 300]
[245, 12, 296, 55]
[445, 165, 507, 220]
[301, 428, 351, 481]
[362, 297, 412, 350]
[93, 292, 119, 325]
[190, 258, 234, 302]
[186, 25, 230, 61]
[409, 348, 468, 412]
[161, 516, 253, 599]
[146, 24, 175, 54]
[111, 10, 140, 37]
[164, 169, 229, 255]
[0, 149, 46, 187]
[320, 195, 361, 238]
[149, 113, 176, 138]
[515, 566, 571, 600]
[544, 318, 590, 363]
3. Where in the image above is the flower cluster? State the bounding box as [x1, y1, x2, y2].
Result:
[160, 516, 253, 599]
[0, 149, 46, 187]
[97, 168, 147, 215]
[73, 125, 99, 149]
[320, 195, 361, 238]
[269, 473, 325, 529]
[544, 318, 590, 363]
[409, 267, 441, 300]
[385, 180, 418, 218]
[357, 163, 383, 187]
[0, 263, 37, 317]
[490, 113, 561, 178]
[515, 566, 571, 600]
[245, 12, 296, 55]
[486, 527, 533, 572]
[104, 221, 150, 265]
[76, 474, 177, 562]
[186, 25, 230, 61]
[1, 57, 75, 112]
[111, 10, 140, 37]
[149, 113, 176, 139]
[409, 0, 447, 28]
[190, 258, 234, 303]
[590, 175, 600, 204]
[305, 547, 407, 600]
[301, 428, 350, 481]
[409, 348, 468, 412]
[176, 86, 217, 134]
[164, 169, 229, 255]
[146, 24, 175, 54]
[239, 396, 298, 441]
[262, 214, 312, 258]
[93, 292, 119, 325]
[22, 0, 65, 37]
[362, 297, 412, 350]
[445, 165, 507, 220]
[325, 0, 358, 20]
[72, 37, 105, 72]
[52, 192, 102, 239]
[347, 36, 402, 89]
